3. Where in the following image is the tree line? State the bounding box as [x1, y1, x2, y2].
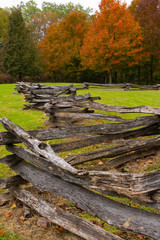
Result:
[0, 0, 160, 84]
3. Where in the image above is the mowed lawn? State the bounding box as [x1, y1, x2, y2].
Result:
[0, 83, 160, 179]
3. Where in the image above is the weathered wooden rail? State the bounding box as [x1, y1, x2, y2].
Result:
[14, 82, 90, 110]
[14, 82, 160, 128]
[44, 96, 160, 126]
[0, 114, 160, 239]
[122, 83, 160, 91]
[84, 82, 160, 90]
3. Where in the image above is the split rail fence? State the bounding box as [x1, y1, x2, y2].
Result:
[84, 82, 160, 91]
[14, 82, 90, 110]
[0, 104, 160, 239]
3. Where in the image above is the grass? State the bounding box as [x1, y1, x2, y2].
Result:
[0, 226, 21, 240]
[0, 84, 47, 131]
[0, 83, 160, 240]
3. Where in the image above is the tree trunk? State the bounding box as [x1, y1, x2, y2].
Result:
[108, 71, 112, 84]
[138, 66, 141, 85]
[104, 71, 108, 84]
[150, 56, 154, 85]
[18, 73, 23, 81]
[60, 71, 65, 82]
[114, 71, 117, 83]
[125, 73, 128, 82]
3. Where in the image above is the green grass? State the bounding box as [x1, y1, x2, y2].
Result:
[0, 84, 47, 131]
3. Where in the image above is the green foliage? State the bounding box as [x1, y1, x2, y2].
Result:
[42, 1, 93, 19]
[0, 8, 9, 73]
[3, 8, 40, 80]
[19, 0, 41, 24]
[0, 8, 9, 44]
[18, 0, 93, 26]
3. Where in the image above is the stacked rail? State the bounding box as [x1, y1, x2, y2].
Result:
[14, 82, 89, 110]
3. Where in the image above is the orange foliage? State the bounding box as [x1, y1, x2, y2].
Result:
[80, 0, 144, 73]
[37, 11, 91, 76]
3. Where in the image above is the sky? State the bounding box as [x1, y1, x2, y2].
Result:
[0, 0, 132, 12]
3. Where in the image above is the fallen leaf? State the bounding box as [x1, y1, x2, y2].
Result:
[131, 204, 138, 208]
[90, 220, 99, 225]
[56, 203, 66, 210]
[0, 229, 5, 236]
[122, 167, 129, 172]
[56, 226, 65, 232]
[147, 159, 153, 164]
[43, 193, 51, 196]
[20, 216, 26, 223]
[90, 220, 104, 227]
[98, 161, 104, 165]
[140, 162, 145, 166]
[137, 234, 144, 239]
[10, 203, 16, 209]
[3, 212, 12, 218]
[100, 222, 105, 227]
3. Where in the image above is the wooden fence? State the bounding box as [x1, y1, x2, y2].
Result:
[14, 82, 89, 110]
[84, 82, 160, 90]
[0, 103, 160, 239]
[14, 82, 160, 127]
[44, 97, 160, 127]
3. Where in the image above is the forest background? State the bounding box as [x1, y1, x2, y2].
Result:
[0, 0, 160, 85]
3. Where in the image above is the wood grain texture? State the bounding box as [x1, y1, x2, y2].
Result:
[9, 187, 123, 240]
[1, 157, 159, 239]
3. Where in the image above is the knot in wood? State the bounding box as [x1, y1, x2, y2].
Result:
[38, 143, 47, 150]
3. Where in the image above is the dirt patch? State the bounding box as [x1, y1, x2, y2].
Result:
[0, 190, 83, 240]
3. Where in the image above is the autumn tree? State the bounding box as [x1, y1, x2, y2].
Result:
[28, 11, 58, 42]
[80, 0, 144, 83]
[3, 8, 39, 80]
[19, 1, 93, 42]
[134, 0, 160, 84]
[37, 11, 91, 81]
